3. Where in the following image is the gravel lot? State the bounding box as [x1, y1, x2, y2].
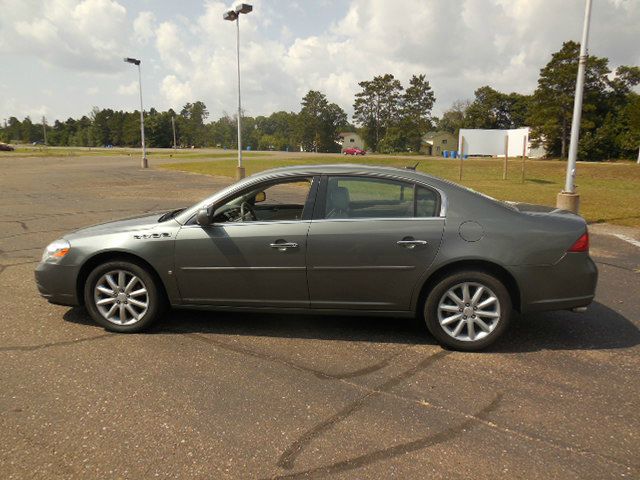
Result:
[1, 155, 638, 479]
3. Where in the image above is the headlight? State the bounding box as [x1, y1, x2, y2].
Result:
[42, 239, 70, 263]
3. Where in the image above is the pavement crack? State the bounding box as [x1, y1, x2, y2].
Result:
[0, 228, 69, 241]
[0, 219, 28, 230]
[277, 350, 451, 470]
[0, 260, 37, 276]
[266, 393, 502, 480]
[183, 333, 397, 382]
[0, 333, 113, 352]
[595, 260, 638, 273]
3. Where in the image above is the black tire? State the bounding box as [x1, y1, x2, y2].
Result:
[423, 270, 511, 351]
[84, 260, 166, 333]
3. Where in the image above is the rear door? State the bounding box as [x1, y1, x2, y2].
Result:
[306, 175, 445, 311]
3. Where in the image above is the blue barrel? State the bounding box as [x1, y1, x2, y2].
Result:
[451, 151, 457, 159]
[443, 150, 449, 158]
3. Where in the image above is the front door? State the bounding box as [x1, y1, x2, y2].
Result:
[174, 176, 316, 308]
[307, 175, 445, 311]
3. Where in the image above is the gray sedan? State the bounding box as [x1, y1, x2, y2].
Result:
[35, 164, 597, 350]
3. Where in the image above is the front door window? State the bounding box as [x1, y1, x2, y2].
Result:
[212, 178, 313, 223]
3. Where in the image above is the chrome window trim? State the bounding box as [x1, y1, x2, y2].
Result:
[180, 219, 312, 229]
[310, 217, 444, 224]
[179, 169, 448, 225]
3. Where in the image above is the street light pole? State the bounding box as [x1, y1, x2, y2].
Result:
[235, 15, 243, 180]
[557, 0, 592, 213]
[224, 4, 252, 180]
[124, 57, 148, 169]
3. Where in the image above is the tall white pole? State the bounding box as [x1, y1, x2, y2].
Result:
[235, 17, 244, 179]
[137, 63, 148, 168]
[564, 0, 592, 193]
[557, 0, 592, 213]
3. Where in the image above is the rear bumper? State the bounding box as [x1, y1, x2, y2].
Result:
[514, 254, 598, 314]
[34, 262, 81, 307]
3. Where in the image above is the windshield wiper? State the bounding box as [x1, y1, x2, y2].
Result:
[158, 208, 185, 222]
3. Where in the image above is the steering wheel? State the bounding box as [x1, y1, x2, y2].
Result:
[239, 201, 257, 222]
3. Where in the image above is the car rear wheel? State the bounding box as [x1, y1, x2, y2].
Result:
[84, 260, 165, 332]
[424, 270, 511, 351]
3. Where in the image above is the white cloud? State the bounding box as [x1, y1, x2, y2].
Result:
[1, 0, 639, 121]
[161, 75, 193, 106]
[0, 0, 129, 72]
[133, 11, 156, 45]
[117, 81, 138, 95]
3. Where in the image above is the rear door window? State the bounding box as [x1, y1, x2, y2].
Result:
[323, 176, 439, 219]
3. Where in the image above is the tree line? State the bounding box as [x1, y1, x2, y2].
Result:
[0, 93, 353, 154]
[1, 41, 638, 160]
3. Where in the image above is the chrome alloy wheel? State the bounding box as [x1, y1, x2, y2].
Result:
[437, 282, 501, 342]
[93, 270, 149, 326]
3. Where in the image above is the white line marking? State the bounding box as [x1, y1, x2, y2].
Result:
[613, 233, 640, 249]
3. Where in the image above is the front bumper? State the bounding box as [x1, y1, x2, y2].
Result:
[514, 253, 598, 314]
[34, 261, 81, 306]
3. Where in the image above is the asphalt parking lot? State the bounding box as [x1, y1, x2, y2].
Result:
[1, 155, 639, 479]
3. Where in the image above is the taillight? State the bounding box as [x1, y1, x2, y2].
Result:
[568, 231, 589, 252]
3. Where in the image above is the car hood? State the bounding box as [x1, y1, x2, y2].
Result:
[64, 212, 168, 239]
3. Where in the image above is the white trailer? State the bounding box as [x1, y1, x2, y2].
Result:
[458, 128, 545, 158]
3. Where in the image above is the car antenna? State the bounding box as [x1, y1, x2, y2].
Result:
[405, 162, 420, 171]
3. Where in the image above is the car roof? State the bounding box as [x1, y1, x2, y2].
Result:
[248, 163, 447, 187]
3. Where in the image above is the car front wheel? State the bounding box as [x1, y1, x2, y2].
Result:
[424, 270, 511, 351]
[84, 260, 165, 332]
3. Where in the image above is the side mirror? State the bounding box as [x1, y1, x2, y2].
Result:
[196, 208, 212, 226]
[254, 191, 266, 203]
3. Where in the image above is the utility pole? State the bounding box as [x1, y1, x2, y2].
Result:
[171, 116, 177, 150]
[503, 135, 509, 180]
[557, 0, 592, 213]
[42, 116, 47, 145]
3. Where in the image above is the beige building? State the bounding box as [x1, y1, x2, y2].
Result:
[421, 131, 458, 156]
[338, 132, 365, 151]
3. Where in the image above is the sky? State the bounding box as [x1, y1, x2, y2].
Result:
[0, 0, 638, 124]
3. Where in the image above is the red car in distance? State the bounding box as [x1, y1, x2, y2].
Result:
[343, 147, 366, 155]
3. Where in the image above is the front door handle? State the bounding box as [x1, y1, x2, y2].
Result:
[397, 239, 428, 249]
[269, 242, 299, 251]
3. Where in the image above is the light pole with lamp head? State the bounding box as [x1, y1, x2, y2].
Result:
[223, 3, 252, 180]
[123, 57, 148, 169]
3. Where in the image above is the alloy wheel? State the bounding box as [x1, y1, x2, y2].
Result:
[437, 282, 501, 342]
[93, 269, 149, 326]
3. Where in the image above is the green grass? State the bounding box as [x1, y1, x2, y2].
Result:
[160, 154, 640, 227]
[0, 146, 270, 159]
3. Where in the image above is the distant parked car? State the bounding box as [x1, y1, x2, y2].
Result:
[0, 143, 14, 151]
[343, 147, 366, 155]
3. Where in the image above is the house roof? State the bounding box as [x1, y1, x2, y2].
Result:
[423, 130, 455, 140]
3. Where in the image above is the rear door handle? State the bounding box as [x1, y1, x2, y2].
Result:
[270, 242, 299, 251]
[397, 239, 428, 249]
